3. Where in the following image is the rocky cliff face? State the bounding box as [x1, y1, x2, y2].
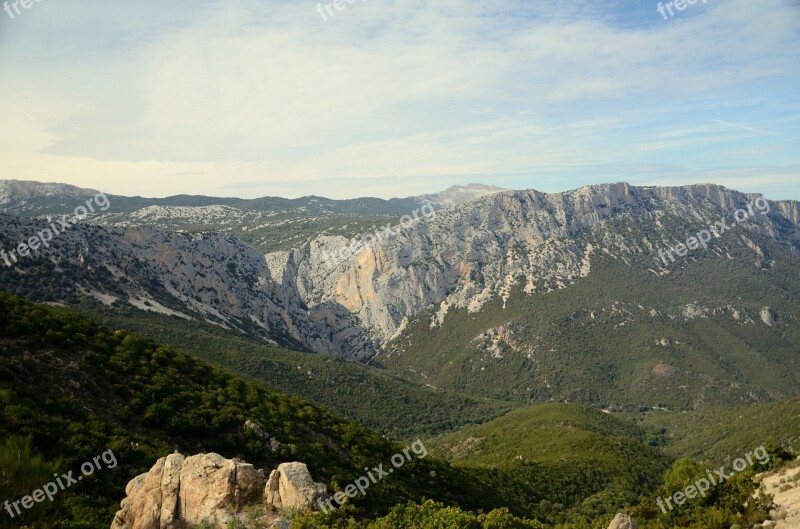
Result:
[1, 183, 798, 360]
[271, 183, 800, 353]
[0, 215, 379, 356]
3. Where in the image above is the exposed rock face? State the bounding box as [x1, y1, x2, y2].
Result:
[3, 183, 799, 360]
[160, 454, 184, 528]
[607, 513, 638, 529]
[265, 462, 328, 511]
[284, 184, 800, 356]
[265, 469, 281, 507]
[111, 453, 324, 529]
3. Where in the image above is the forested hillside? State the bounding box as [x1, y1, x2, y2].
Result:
[0, 293, 469, 528]
[1, 293, 796, 529]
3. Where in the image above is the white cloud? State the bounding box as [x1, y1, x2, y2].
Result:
[0, 0, 798, 198]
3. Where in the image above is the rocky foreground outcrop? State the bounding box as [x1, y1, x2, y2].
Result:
[111, 453, 327, 529]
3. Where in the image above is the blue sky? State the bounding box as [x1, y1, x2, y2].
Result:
[0, 0, 798, 199]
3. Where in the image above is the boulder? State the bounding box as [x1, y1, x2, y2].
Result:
[112, 459, 165, 529]
[265, 462, 328, 511]
[607, 513, 638, 529]
[265, 469, 281, 507]
[761, 307, 777, 326]
[178, 453, 248, 526]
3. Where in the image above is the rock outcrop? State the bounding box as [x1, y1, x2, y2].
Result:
[265, 462, 328, 511]
[761, 306, 778, 326]
[607, 513, 638, 529]
[244, 420, 282, 454]
[111, 453, 327, 529]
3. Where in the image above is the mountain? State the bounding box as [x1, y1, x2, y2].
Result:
[0, 180, 96, 207]
[418, 183, 507, 207]
[285, 182, 799, 347]
[369, 184, 800, 409]
[0, 180, 500, 254]
[0, 180, 396, 257]
[1, 182, 798, 413]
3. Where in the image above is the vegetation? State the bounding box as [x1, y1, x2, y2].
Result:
[0, 292, 472, 528]
[426, 403, 671, 525]
[1, 291, 797, 529]
[631, 454, 780, 529]
[0, 436, 62, 528]
[291, 501, 548, 529]
[629, 396, 800, 462]
[0, 250, 512, 440]
[75, 302, 513, 439]
[377, 244, 800, 410]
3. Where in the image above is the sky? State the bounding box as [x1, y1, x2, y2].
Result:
[0, 0, 798, 200]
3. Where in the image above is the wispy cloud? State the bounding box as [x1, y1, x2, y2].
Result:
[710, 119, 779, 136]
[0, 0, 798, 198]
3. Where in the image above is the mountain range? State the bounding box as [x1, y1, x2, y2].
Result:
[1, 179, 800, 528]
[1, 180, 798, 410]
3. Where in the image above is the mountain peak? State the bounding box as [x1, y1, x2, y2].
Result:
[418, 183, 508, 207]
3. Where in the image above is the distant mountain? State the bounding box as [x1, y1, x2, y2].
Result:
[0, 180, 499, 253]
[0, 180, 101, 209]
[1, 182, 799, 412]
[0, 180, 498, 215]
[418, 183, 507, 207]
